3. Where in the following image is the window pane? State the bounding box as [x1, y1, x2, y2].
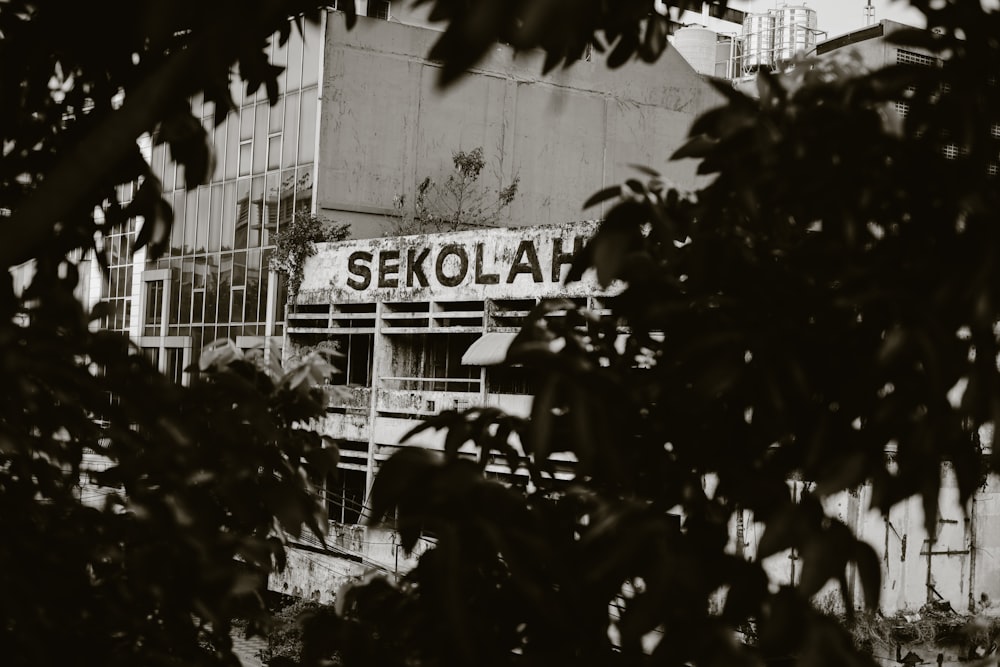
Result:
[222, 181, 237, 251]
[184, 194, 197, 253]
[233, 250, 247, 288]
[218, 252, 233, 324]
[194, 256, 207, 290]
[258, 259, 271, 327]
[295, 165, 313, 215]
[225, 116, 239, 179]
[165, 348, 183, 384]
[240, 106, 254, 141]
[301, 21, 320, 87]
[247, 176, 265, 249]
[209, 122, 224, 181]
[278, 168, 296, 234]
[275, 273, 288, 319]
[230, 287, 245, 323]
[144, 281, 162, 330]
[238, 140, 252, 176]
[192, 290, 205, 323]
[208, 183, 223, 252]
[204, 259, 219, 325]
[178, 268, 192, 324]
[285, 27, 303, 90]
[234, 179, 251, 249]
[263, 172, 279, 247]
[172, 192, 187, 254]
[267, 134, 281, 171]
[298, 87, 317, 165]
[195, 187, 210, 253]
[168, 259, 182, 325]
[268, 98, 283, 134]
[281, 92, 299, 168]
[245, 248, 262, 322]
[253, 102, 269, 173]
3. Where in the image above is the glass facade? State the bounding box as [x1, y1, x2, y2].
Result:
[138, 18, 324, 372]
[100, 205, 136, 333]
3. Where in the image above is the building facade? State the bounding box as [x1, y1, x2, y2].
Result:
[288, 221, 612, 518]
[78, 5, 721, 382]
[280, 221, 1000, 642]
[274, 220, 617, 597]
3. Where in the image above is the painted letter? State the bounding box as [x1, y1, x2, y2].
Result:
[506, 239, 542, 283]
[435, 244, 469, 287]
[347, 251, 373, 290]
[378, 249, 400, 288]
[551, 235, 586, 282]
[474, 243, 499, 285]
[407, 247, 429, 287]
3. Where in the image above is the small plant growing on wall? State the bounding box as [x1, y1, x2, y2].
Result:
[270, 211, 350, 299]
[387, 146, 520, 235]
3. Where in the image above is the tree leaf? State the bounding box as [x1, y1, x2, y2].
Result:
[670, 134, 719, 160]
[852, 540, 881, 610]
[367, 448, 438, 525]
[583, 185, 624, 209]
[757, 504, 800, 559]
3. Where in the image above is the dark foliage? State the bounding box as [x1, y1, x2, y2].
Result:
[415, 0, 716, 85]
[310, 2, 1000, 667]
[0, 2, 351, 665]
[0, 0, 354, 269]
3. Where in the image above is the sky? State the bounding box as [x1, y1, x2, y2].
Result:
[727, 1, 927, 39]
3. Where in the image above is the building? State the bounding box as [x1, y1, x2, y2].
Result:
[669, 2, 747, 80]
[668, 3, 825, 82]
[73, 4, 722, 384]
[739, 3, 822, 76]
[816, 18, 940, 68]
[275, 17, 1000, 642]
[46, 3, 722, 598]
[288, 220, 612, 501]
[275, 220, 620, 596]
[280, 220, 1000, 640]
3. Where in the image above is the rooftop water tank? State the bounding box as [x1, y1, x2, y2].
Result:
[672, 25, 718, 76]
[773, 4, 819, 62]
[742, 12, 776, 71]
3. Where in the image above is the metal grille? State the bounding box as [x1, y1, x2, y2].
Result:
[896, 48, 938, 67]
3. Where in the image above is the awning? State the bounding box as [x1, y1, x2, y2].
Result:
[461, 332, 519, 366]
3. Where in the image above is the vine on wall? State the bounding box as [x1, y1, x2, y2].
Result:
[269, 211, 350, 299]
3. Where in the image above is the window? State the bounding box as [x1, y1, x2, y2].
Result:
[331, 334, 374, 386]
[896, 48, 939, 68]
[487, 365, 537, 395]
[386, 332, 481, 392]
[367, 0, 390, 20]
[165, 348, 185, 385]
[144, 281, 164, 336]
[327, 467, 367, 525]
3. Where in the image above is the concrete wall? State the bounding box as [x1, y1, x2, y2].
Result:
[317, 15, 722, 238]
[269, 522, 431, 605]
[738, 469, 1000, 621]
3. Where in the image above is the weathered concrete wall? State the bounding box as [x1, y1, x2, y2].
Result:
[318, 16, 722, 237]
[739, 469, 1000, 620]
[269, 523, 431, 605]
